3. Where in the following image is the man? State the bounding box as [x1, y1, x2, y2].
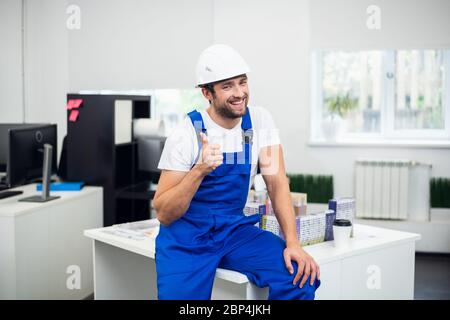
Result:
[153, 44, 321, 300]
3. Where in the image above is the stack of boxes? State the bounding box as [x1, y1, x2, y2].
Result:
[265, 213, 325, 245]
[247, 190, 356, 246]
[243, 202, 266, 216]
[260, 210, 336, 246]
[298, 213, 326, 245]
[328, 197, 355, 237]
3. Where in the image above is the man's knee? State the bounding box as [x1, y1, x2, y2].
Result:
[270, 261, 321, 300]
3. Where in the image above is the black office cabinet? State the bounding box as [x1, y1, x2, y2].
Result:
[66, 94, 154, 226]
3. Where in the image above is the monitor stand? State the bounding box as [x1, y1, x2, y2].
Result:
[19, 144, 60, 203]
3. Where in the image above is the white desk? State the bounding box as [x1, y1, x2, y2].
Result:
[85, 221, 420, 300]
[0, 184, 103, 299]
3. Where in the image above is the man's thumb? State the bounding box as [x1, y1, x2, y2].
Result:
[200, 132, 208, 146]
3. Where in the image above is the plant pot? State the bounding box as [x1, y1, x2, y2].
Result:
[321, 116, 343, 141]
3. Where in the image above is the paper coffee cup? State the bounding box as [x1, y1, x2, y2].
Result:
[333, 219, 352, 249]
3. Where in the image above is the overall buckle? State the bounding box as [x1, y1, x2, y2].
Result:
[242, 129, 253, 145]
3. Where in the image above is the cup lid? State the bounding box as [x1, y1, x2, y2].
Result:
[333, 219, 352, 227]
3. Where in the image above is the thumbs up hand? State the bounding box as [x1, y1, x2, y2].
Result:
[196, 132, 223, 175]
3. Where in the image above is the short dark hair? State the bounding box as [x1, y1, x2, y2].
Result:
[201, 83, 216, 95]
[200, 83, 216, 104]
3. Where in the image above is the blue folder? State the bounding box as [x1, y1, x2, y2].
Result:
[36, 182, 85, 191]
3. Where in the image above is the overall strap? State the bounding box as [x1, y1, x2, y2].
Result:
[241, 107, 253, 145]
[239, 107, 253, 164]
[241, 107, 253, 130]
[187, 110, 206, 165]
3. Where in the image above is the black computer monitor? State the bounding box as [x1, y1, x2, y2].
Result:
[0, 124, 44, 172]
[6, 124, 57, 187]
[137, 136, 166, 183]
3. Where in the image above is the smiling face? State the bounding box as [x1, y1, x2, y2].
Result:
[202, 74, 249, 119]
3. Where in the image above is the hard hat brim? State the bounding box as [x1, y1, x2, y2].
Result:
[196, 73, 249, 88]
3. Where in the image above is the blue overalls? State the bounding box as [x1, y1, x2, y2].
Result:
[155, 107, 321, 300]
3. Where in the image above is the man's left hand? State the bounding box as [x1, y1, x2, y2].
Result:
[283, 243, 320, 288]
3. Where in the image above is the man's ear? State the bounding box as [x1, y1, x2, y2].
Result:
[201, 87, 213, 101]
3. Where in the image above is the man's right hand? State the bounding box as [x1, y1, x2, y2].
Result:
[154, 134, 222, 226]
[195, 132, 223, 175]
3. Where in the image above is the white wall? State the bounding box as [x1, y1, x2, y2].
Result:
[0, 0, 24, 122]
[213, 0, 450, 197]
[24, 0, 69, 155]
[310, 0, 450, 49]
[0, 0, 69, 142]
[68, 0, 214, 90]
[0, 0, 213, 160]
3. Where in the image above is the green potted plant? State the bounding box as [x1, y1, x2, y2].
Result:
[322, 92, 358, 141]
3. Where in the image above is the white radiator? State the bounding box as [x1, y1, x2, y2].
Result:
[355, 159, 431, 221]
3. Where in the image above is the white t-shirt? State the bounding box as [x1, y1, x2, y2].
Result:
[158, 106, 280, 186]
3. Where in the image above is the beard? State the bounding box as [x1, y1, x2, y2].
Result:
[214, 95, 249, 119]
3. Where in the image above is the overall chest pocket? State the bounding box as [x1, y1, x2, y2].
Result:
[208, 150, 251, 177]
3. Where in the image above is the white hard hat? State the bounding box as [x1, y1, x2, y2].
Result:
[196, 44, 250, 87]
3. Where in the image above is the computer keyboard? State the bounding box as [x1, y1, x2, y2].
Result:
[0, 190, 24, 200]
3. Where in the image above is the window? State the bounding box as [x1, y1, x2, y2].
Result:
[394, 50, 444, 131]
[312, 49, 450, 143]
[152, 89, 208, 135]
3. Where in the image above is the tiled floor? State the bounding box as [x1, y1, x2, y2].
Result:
[414, 253, 450, 300]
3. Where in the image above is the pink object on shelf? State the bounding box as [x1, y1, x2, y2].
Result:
[69, 109, 80, 122]
[66, 99, 83, 110]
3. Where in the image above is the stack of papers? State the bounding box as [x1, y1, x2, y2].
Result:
[102, 219, 160, 240]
